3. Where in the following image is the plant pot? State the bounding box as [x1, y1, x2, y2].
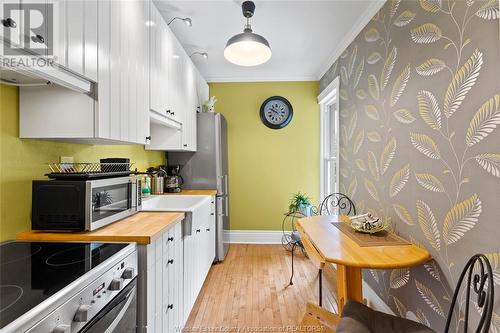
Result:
[298, 204, 313, 217]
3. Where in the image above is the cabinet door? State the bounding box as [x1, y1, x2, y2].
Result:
[181, 60, 197, 151]
[150, 4, 170, 119]
[175, 238, 184, 329]
[149, 5, 162, 115]
[46, 0, 97, 81]
[66, 0, 97, 80]
[0, 0, 24, 54]
[137, 0, 150, 144]
[168, 32, 185, 124]
[96, 0, 149, 144]
[155, 256, 163, 331]
[122, 0, 149, 144]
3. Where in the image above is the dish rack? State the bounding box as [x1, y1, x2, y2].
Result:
[47, 162, 135, 180]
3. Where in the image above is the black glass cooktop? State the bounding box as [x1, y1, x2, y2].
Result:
[0, 241, 128, 329]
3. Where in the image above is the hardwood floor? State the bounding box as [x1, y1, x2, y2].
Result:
[184, 244, 338, 332]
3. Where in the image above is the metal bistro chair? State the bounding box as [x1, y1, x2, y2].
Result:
[289, 193, 356, 307]
[319, 192, 357, 216]
[299, 254, 495, 333]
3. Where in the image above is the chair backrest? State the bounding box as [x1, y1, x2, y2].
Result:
[444, 254, 495, 333]
[319, 193, 356, 216]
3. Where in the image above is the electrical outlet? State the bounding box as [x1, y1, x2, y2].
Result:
[60, 156, 74, 164]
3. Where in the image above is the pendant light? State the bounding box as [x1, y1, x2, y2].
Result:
[224, 1, 272, 66]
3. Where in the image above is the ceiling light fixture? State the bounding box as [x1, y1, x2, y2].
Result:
[224, 1, 271, 67]
[190, 52, 209, 59]
[167, 17, 192, 27]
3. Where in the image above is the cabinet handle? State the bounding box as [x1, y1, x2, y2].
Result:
[183, 144, 188, 147]
[167, 259, 174, 265]
[206, 228, 210, 232]
[146, 136, 151, 141]
[210, 213, 214, 216]
[167, 237, 174, 242]
[1, 18, 17, 28]
[166, 110, 171, 114]
[167, 304, 174, 310]
[31, 34, 44, 44]
[171, 112, 175, 116]
[196, 229, 201, 233]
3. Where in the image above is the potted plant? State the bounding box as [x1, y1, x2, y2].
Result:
[202, 96, 217, 113]
[288, 192, 313, 216]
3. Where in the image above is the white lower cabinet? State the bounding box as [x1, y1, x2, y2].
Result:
[142, 220, 182, 333]
[139, 200, 215, 332]
[183, 199, 215, 320]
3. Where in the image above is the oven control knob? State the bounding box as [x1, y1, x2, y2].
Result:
[122, 267, 135, 279]
[52, 324, 70, 333]
[108, 278, 123, 291]
[74, 304, 91, 322]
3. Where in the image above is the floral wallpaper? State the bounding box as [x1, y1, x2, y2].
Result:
[319, 0, 500, 331]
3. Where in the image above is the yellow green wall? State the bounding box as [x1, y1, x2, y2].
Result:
[0, 84, 165, 240]
[209, 82, 319, 230]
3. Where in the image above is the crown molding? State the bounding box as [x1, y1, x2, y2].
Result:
[206, 75, 318, 83]
[315, 0, 387, 81]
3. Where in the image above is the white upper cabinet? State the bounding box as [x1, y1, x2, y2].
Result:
[97, 0, 150, 144]
[0, 0, 96, 93]
[19, 0, 150, 144]
[52, 0, 98, 82]
[150, 5, 173, 123]
[18, 0, 206, 146]
[182, 60, 198, 151]
[147, 2, 209, 152]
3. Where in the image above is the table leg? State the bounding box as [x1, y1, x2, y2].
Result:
[336, 265, 362, 313]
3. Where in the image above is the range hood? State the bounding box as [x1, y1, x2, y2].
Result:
[0, 67, 50, 86]
[0, 61, 93, 94]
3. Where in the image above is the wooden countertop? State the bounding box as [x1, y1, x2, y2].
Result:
[162, 189, 217, 196]
[16, 212, 185, 245]
[297, 215, 430, 269]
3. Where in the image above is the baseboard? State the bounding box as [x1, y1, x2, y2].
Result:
[225, 230, 283, 244]
[362, 280, 394, 315]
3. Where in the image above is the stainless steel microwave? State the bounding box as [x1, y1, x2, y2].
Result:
[32, 176, 141, 231]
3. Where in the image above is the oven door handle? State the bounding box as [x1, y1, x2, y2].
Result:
[80, 279, 136, 333]
[104, 287, 135, 333]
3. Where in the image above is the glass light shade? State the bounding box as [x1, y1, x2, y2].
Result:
[224, 31, 272, 66]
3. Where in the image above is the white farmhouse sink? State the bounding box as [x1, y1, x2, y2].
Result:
[142, 195, 211, 211]
[142, 195, 212, 237]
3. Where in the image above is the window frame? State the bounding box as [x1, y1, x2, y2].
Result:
[318, 76, 340, 202]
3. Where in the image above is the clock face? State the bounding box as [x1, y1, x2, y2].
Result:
[260, 96, 293, 129]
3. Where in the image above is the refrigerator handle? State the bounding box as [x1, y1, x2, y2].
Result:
[217, 175, 224, 195]
[224, 175, 228, 196]
[225, 197, 229, 218]
[217, 197, 224, 217]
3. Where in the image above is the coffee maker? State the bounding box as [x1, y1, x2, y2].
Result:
[165, 165, 183, 193]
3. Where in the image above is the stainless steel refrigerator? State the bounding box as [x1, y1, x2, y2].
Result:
[167, 113, 229, 261]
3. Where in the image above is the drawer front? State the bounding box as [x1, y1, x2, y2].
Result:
[163, 221, 182, 253]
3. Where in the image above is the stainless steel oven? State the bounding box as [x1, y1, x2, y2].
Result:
[80, 278, 137, 333]
[32, 176, 141, 231]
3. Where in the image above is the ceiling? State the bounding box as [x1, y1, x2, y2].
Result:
[154, 0, 385, 82]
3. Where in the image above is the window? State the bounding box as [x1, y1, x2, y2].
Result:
[318, 77, 340, 201]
